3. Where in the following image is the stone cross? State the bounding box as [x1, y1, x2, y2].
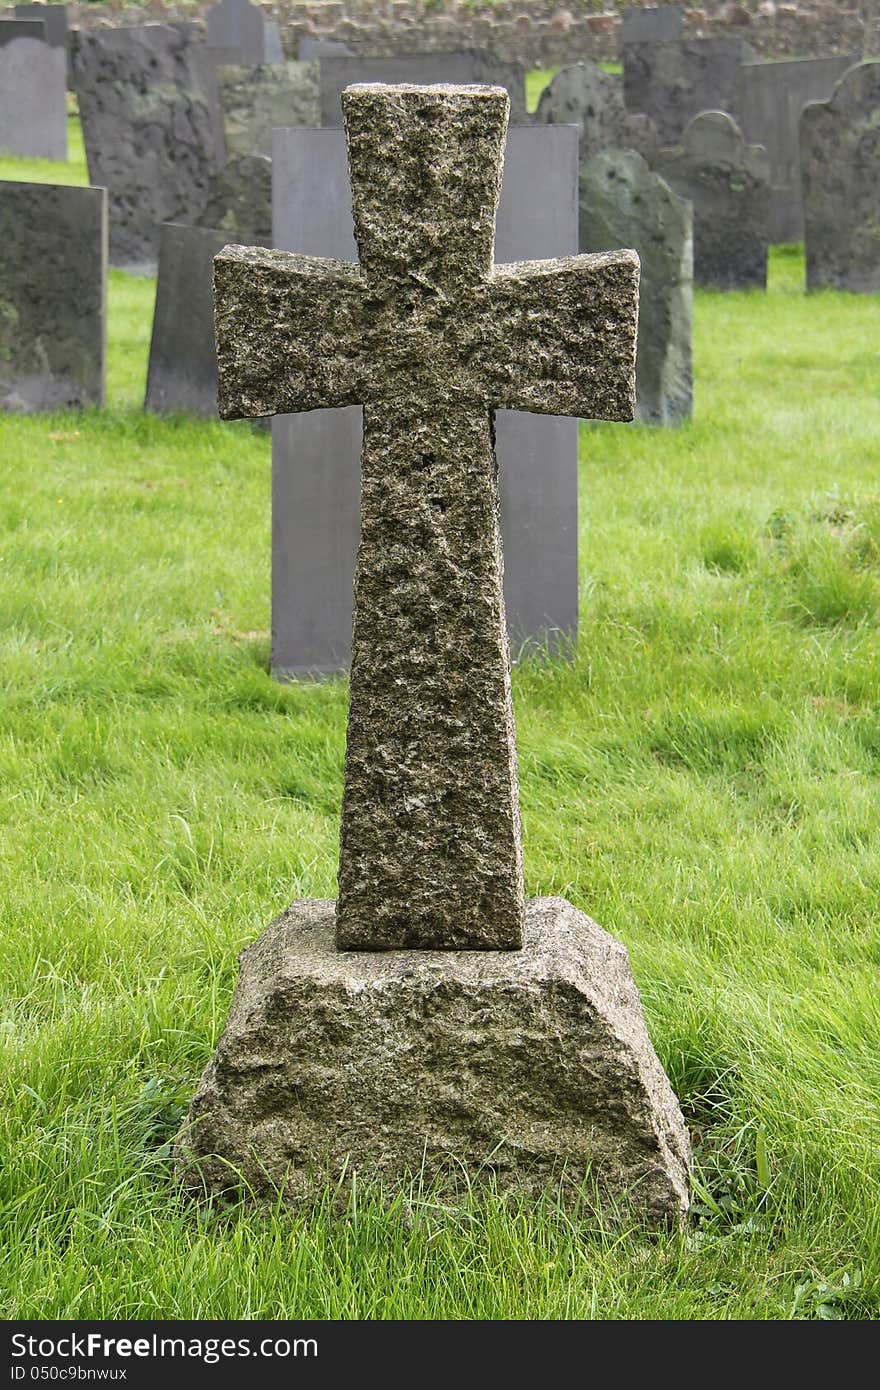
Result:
[214, 83, 638, 951]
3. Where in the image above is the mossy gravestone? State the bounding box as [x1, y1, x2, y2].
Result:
[176, 84, 691, 1224]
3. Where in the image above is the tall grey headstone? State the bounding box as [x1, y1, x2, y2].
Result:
[271, 122, 581, 677]
[216, 60, 320, 159]
[70, 25, 218, 271]
[14, 5, 67, 49]
[177, 84, 690, 1223]
[0, 181, 106, 412]
[205, 0, 278, 64]
[801, 62, 880, 292]
[581, 150, 692, 425]
[319, 52, 527, 126]
[623, 37, 748, 145]
[739, 55, 859, 243]
[535, 59, 658, 163]
[652, 111, 770, 289]
[621, 5, 683, 44]
[0, 21, 67, 161]
[145, 223, 269, 418]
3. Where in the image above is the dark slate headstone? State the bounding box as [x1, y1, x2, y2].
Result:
[145, 222, 268, 418]
[269, 122, 580, 676]
[216, 60, 320, 158]
[739, 55, 860, 243]
[14, 5, 67, 49]
[801, 62, 880, 292]
[535, 59, 657, 162]
[205, 0, 278, 64]
[623, 37, 748, 145]
[319, 51, 527, 126]
[581, 150, 692, 424]
[196, 154, 271, 239]
[70, 25, 218, 271]
[0, 20, 67, 161]
[652, 111, 770, 289]
[0, 181, 106, 412]
[298, 36, 354, 59]
[621, 5, 683, 44]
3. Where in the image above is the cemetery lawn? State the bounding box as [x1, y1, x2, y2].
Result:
[2, 246, 880, 1320]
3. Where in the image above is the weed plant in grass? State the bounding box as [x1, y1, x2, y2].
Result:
[1, 214, 879, 1319]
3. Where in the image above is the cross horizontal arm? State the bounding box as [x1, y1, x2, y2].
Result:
[214, 245, 367, 420]
[479, 249, 640, 420]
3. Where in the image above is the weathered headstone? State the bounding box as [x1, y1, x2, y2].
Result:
[270, 122, 581, 676]
[70, 25, 217, 270]
[652, 111, 770, 289]
[0, 20, 67, 161]
[215, 60, 320, 159]
[623, 37, 748, 145]
[0, 181, 106, 411]
[205, 0, 281, 64]
[581, 150, 692, 424]
[319, 52, 527, 125]
[197, 154, 272, 239]
[739, 55, 859, 243]
[298, 36, 354, 59]
[535, 59, 658, 163]
[621, 5, 683, 44]
[801, 62, 880, 292]
[145, 223, 268, 418]
[176, 85, 690, 1222]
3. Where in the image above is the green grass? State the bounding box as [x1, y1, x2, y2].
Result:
[2, 215, 880, 1318]
[0, 111, 87, 186]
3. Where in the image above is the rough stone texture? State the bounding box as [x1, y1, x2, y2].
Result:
[216, 60, 320, 158]
[145, 223, 268, 418]
[70, 25, 217, 270]
[205, 0, 276, 63]
[214, 85, 638, 950]
[269, 122, 581, 678]
[652, 111, 771, 289]
[319, 52, 527, 126]
[0, 24, 67, 161]
[581, 151, 692, 425]
[739, 55, 859, 243]
[196, 154, 271, 239]
[534, 60, 658, 164]
[800, 61, 880, 292]
[621, 5, 684, 44]
[0, 181, 106, 412]
[175, 898, 691, 1225]
[623, 36, 749, 145]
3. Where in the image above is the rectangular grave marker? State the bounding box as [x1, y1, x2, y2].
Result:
[319, 52, 527, 126]
[270, 122, 581, 677]
[0, 19, 67, 160]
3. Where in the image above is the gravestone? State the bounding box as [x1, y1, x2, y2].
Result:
[205, 0, 281, 64]
[196, 154, 271, 239]
[623, 37, 748, 145]
[215, 60, 320, 159]
[0, 20, 67, 161]
[801, 62, 880, 292]
[739, 55, 859, 243]
[581, 150, 692, 424]
[70, 25, 217, 270]
[652, 111, 770, 289]
[319, 52, 527, 125]
[14, 0, 68, 81]
[145, 223, 269, 418]
[534, 59, 658, 163]
[0, 181, 106, 411]
[271, 122, 581, 676]
[621, 5, 683, 44]
[298, 36, 354, 59]
[176, 84, 690, 1223]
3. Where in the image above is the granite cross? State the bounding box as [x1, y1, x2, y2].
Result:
[214, 83, 639, 952]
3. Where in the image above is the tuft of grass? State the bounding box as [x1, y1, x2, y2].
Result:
[1, 181, 879, 1320]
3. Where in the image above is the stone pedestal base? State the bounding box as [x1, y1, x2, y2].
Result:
[176, 897, 691, 1225]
